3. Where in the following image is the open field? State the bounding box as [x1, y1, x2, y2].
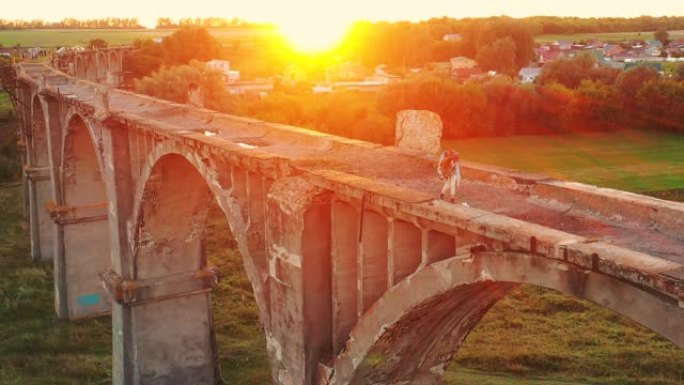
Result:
[1, 85, 683, 385]
[536, 30, 684, 43]
[0, 28, 273, 48]
[3, 28, 683, 48]
[445, 130, 684, 193]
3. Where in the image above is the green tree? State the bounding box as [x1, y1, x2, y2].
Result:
[163, 27, 223, 65]
[126, 28, 224, 79]
[461, 17, 535, 71]
[616, 66, 660, 98]
[134, 60, 229, 111]
[654, 29, 670, 46]
[537, 54, 618, 89]
[636, 79, 684, 132]
[475, 37, 517, 76]
[88, 38, 108, 49]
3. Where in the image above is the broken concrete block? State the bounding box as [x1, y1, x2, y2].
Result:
[395, 109, 443, 155]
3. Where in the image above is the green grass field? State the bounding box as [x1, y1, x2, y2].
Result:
[445, 130, 684, 193]
[536, 30, 684, 43]
[0, 28, 273, 48]
[1, 88, 683, 384]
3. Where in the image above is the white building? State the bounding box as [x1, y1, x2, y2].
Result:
[518, 67, 542, 83]
[207, 60, 231, 75]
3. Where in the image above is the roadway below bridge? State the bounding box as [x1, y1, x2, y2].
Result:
[20, 63, 683, 265]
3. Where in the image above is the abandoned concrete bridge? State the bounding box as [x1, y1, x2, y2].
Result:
[5, 61, 684, 385]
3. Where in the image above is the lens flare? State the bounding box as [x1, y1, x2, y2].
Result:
[275, 17, 352, 53]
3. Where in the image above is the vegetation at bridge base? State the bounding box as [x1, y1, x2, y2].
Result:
[450, 286, 684, 384]
[0, 93, 20, 183]
[204, 203, 272, 385]
[0, 186, 112, 385]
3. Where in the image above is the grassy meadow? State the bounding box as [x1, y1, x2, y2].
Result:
[445, 130, 684, 193]
[0, 86, 683, 384]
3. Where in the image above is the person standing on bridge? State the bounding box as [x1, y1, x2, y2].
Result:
[438, 149, 461, 203]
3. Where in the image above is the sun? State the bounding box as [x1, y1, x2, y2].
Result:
[275, 17, 352, 53]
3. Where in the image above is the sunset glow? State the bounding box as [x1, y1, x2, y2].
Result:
[6, 0, 684, 29]
[274, 16, 352, 53]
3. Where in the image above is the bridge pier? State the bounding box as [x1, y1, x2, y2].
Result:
[52, 114, 112, 319]
[26, 96, 54, 262]
[266, 177, 333, 385]
[16, 85, 31, 219]
[26, 166, 53, 261]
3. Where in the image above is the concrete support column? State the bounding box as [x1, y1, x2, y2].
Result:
[106, 71, 120, 88]
[17, 86, 31, 219]
[26, 166, 53, 261]
[102, 122, 136, 385]
[422, 229, 456, 264]
[20, 145, 29, 218]
[387, 219, 422, 287]
[44, 95, 64, 263]
[246, 172, 271, 320]
[357, 210, 388, 315]
[331, 200, 359, 354]
[266, 177, 332, 385]
[27, 96, 55, 262]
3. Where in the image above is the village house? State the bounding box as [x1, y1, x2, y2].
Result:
[518, 67, 542, 83]
[206, 59, 240, 83]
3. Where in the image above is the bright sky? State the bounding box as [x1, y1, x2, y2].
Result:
[5, 0, 684, 51]
[6, 0, 684, 27]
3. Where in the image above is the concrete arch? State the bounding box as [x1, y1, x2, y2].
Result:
[108, 50, 121, 74]
[55, 112, 112, 319]
[30, 94, 50, 170]
[85, 54, 97, 81]
[329, 251, 684, 385]
[27, 94, 54, 261]
[75, 55, 86, 78]
[127, 143, 271, 383]
[130, 142, 269, 321]
[96, 51, 108, 81]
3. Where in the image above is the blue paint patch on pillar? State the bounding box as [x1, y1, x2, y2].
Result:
[77, 293, 102, 307]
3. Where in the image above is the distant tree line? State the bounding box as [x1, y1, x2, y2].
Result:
[155, 17, 266, 29]
[0, 18, 143, 29]
[3, 15, 683, 35]
[522, 15, 684, 35]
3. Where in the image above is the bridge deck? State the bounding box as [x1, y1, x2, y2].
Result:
[22, 63, 683, 265]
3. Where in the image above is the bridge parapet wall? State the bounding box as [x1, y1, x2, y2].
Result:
[462, 162, 684, 242]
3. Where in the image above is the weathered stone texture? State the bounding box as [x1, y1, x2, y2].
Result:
[395, 109, 443, 155]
